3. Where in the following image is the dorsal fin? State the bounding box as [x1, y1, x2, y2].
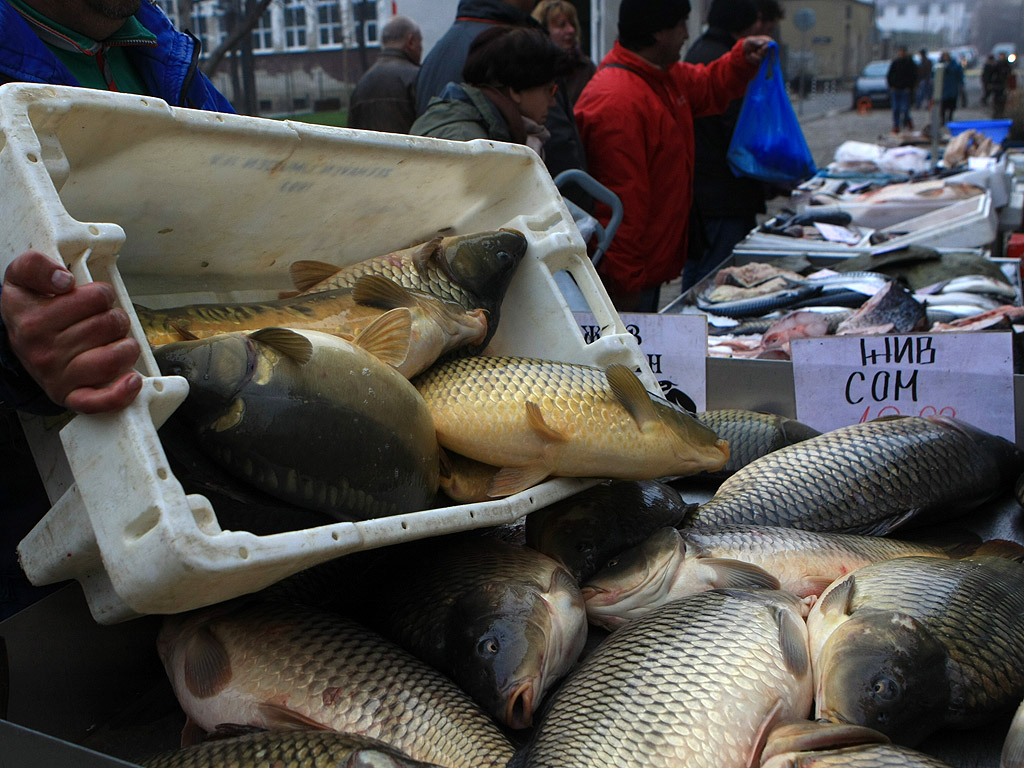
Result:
[289, 260, 342, 293]
[605, 364, 659, 428]
[248, 328, 314, 365]
[354, 308, 413, 370]
[351, 274, 418, 310]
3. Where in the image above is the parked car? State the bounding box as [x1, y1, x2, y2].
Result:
[853, 59, 891, 109]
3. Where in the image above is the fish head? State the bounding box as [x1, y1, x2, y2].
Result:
[654, 400, 731, 475]
[814, 610, 949, 746]
[581, 527, 687, 630]
[440, 229, 528, 312]
[155, 333, 256, 414]
[525, 494, 611, 583]
[445, 570, 585, 730]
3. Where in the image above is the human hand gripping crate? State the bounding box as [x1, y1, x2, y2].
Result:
[0, 83, 653, 624]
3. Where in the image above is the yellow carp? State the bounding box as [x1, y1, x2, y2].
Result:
[413, 355, 729, 497]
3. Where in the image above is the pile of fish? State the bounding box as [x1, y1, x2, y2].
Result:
[691, 248, 1023, 361]
[139, 407, 1024, 768]
[149, 228, 733, 524]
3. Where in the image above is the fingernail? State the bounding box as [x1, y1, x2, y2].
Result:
[51, 269, 73, 291]
[127, 372, 143, 392]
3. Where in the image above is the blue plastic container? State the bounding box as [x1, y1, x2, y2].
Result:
[946, 119, 1013, 144]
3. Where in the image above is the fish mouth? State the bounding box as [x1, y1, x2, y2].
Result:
[505, 679, 536, 729]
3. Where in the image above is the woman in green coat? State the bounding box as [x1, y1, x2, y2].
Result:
[410, 26, 574, 159]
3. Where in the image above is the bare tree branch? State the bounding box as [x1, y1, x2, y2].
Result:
[201, 0, 274, 76]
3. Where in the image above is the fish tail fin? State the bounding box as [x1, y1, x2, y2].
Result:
[354, 308, 413, 371]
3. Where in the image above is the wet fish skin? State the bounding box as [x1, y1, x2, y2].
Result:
[345, 536, 588, 730]
[413, 356, 729, 497]
[157, 599, 516, 768]
[808, 555, 1024, 747]
[686, 416, 1024, 535]
[155, 328, 439, 520]
[141, 730, 445, 768]
[762, 743, 958, 768]
[514, 589, 813, 768]
[1004, 698, 1024, 768]
[695, 409, 821, 477]
[291, 230, 528, 349]
[581, 525, 948, 629]
[524, 479, 692, 583]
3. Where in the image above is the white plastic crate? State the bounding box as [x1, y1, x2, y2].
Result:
[0, 83, 652, 624]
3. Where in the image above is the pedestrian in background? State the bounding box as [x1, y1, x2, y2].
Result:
[573, 0, 770, 312]
[682, 0, 764, 293]
[348, 15, 422, 133]
[532, 0, 596, 107]
[915, 48, 932, 109]
[939, 50, 964, 124]
[410, 25, 573, 159]
[981, 54, 997, 105]
[886, 46, 916, 133]
[990, 53, 1013, 119]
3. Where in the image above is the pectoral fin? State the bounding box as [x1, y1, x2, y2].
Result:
[411, 236, 445, 279]
[817, 575, 855, 620]
[249, 328, 314, 365]
[289, 260, 343, 293]
[182, 625, 233, 699]
[488, 463, 551, 497]
[525, 401, 568, 443]
[257, 703, 332, 731]
[605, 364, 659, 429]
[700, 558, 781, 590]
[354, 308, 413, 370]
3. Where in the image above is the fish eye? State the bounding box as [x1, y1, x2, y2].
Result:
[604, 557, 619, 569]
[870, 676, 899, 701]
[478, 638, 500, 657]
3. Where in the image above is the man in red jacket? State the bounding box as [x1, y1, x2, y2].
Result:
[574, 0, 770, 312]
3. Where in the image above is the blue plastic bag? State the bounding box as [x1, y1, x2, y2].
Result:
[727, 42, 816, 185]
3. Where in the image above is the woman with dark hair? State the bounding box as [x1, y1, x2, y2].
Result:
[409, 25, 575, 158]
[532, 0, 597, 107]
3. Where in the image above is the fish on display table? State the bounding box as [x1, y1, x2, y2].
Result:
[581, 525, 948, 630]
[141, 729, 446, 768]
[807, 555, 1024, 747]
[694, 409, 822, 478]
[157, 598, 516, 768]
[413, 355, 729, 497]
[511, 589, 813, 768]
[155, 327, 440, 520]
[524, 479, 693, 583]
[686, 416, 1024, 535]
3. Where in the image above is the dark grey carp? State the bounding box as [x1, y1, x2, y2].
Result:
[695, 409, 821, 477]
[807, 555, 1024, 747]
[687, 416, 1024, 535]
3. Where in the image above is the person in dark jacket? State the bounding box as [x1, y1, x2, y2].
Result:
[939, 50, 964, 124]
[915, 48, 933, 109]
[348, 15, 422, 133]
[681, 0, 764, 293]
[981, 54, 997, 105]
[410, 25, 573, 158]
[886, 46, 917, 133]
[0, 0, 233, 619]
[532, 0, 596, 107]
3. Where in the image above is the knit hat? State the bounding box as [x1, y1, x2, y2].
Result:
[619, 0, 691, 47]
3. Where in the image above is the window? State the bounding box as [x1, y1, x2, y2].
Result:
[919, 3, 928, 14]
[897, 5, 906, 15]
[318, 0, 344, 46]
[284, 0, 308, 49]
[251, 5, 273, 51]
[352, 0, 378, 46]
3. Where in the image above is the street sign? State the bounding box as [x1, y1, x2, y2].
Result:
[794, 8, 816, 31]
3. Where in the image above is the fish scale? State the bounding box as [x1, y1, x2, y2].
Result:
[413, 356, 728, 495]
[687, 416, 1021, 535]
[762, 744, 957, 767]
[158, 600, 515, 768]
[514, 590, 813, 768]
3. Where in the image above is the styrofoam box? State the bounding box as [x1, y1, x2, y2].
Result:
[0, 83, 652, 625]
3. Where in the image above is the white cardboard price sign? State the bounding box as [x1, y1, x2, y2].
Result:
[791, 332, 1015, 440]
[574, 312, 708, 412]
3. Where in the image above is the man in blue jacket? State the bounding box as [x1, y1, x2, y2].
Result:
[0, 0, 233, 618]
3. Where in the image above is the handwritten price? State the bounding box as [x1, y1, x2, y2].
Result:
[858, 405, 957, 422]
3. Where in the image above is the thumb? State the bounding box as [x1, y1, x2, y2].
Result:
[3, 250, 75, 296]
